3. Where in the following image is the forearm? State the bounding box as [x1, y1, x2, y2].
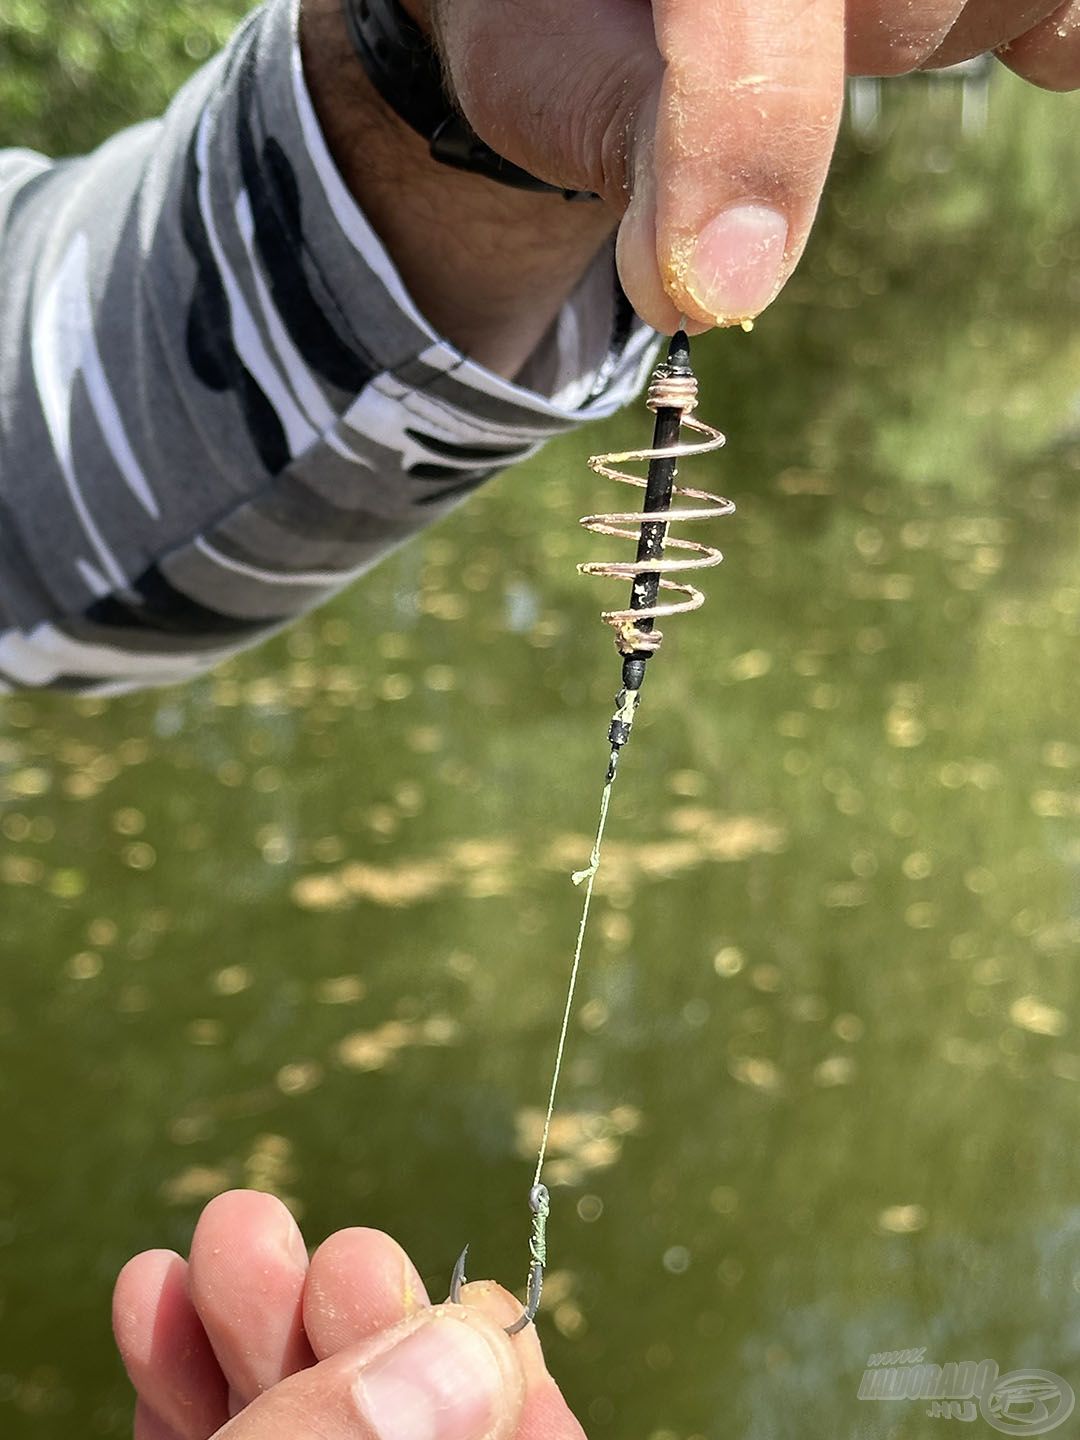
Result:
[297, 0, 615, 378]
[0, 0, 655, 694]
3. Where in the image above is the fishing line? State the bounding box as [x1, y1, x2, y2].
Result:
[449, 329, 732, 1334]
[533, 765, 615, 1189]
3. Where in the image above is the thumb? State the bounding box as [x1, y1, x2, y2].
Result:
[620, 0, 846, 329]
[217, 1307, 524, 1440]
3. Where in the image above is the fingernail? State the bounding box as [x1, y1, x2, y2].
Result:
[356, 1316, 505, 1440]
[686, 204, 788, 323]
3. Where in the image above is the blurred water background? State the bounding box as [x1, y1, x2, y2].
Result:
[1, 5, 1079, 1437]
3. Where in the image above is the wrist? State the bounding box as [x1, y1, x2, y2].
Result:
[299, 0, 616, 378]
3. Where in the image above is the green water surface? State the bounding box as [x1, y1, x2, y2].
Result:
[1, 14, 1079, 1438]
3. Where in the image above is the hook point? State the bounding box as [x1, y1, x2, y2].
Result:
[448, 1245, 469, 1304]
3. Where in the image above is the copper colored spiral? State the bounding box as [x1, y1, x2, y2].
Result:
[579, 363, 733, 655]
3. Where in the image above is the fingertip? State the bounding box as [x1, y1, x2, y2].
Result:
[303, 1226, 431, 1358]
[113, 1247, 229, 1437]
[190, 1188, 308, 1275]
[187, 1187, 313, 1403]
[196, 1187, 291, 1222]
[112, 1250, 186, 1362]
[115, 1247, 184, 1288]
[616, 46, 789, 333]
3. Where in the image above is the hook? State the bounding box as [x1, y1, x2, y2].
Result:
[448, 1184, 550, 1336]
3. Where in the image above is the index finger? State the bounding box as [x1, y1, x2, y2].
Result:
[630, 0, 846, 329]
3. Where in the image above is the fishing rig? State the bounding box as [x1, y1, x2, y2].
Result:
[449, 329, 733, 1333]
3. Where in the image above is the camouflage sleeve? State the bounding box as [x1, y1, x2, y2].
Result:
[0, 0, 657, 692]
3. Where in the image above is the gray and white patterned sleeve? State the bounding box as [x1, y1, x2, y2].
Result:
[0, 0, 657, 693]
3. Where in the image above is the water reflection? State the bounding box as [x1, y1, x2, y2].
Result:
[1, 67, 1079, 1440]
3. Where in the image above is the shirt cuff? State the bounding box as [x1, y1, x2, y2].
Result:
[271, 0, 659, 446]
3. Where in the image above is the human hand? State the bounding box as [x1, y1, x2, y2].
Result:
[414, 0, 1080, 331]
[112, 1190, 585, 1440]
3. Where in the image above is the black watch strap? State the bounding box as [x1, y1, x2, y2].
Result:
[340, 0, 597, 201]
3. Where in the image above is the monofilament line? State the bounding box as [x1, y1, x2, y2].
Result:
[530, 761, 617, 1188]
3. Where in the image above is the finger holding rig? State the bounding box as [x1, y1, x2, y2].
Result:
[370, 0, 1079, 342]
[429, 0, 850, 332]
[631, 0, 847, 330]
